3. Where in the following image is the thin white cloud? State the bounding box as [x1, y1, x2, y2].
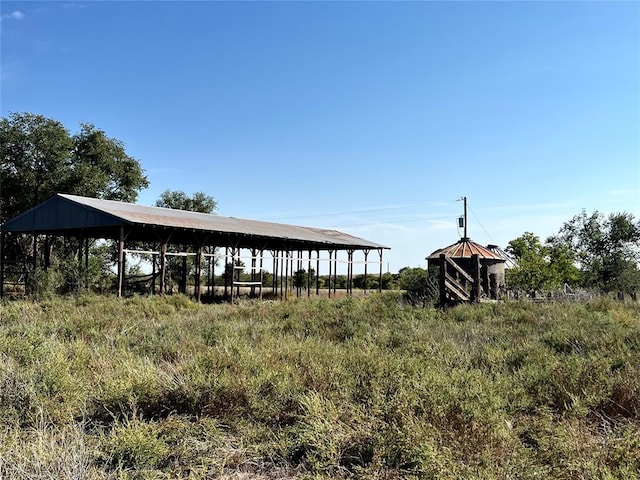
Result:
[487, 202, 573, 212]
[1, 3, 87, 24]
[427, 219, 455, 231]
[1, 10, 24, 21]
[343, 222, 414, 234]
[610, 188, 640, 197]
[258, 200, 457, 222]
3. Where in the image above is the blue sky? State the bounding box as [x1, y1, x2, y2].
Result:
[2, 1, 639, 272]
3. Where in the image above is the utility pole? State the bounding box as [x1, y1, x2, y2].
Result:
[459, 196, 468, 240]
[463, 196, 468, 240]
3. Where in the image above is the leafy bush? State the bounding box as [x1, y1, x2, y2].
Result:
[397, 267, 437, 307]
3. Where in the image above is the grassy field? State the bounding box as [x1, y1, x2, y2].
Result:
[0, 294, 638, 479]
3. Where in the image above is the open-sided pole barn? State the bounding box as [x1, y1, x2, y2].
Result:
[0, 194, 388, 300]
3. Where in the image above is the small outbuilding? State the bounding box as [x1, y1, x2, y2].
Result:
[427, 237, 506, 302]
[425, 196, 507, 305]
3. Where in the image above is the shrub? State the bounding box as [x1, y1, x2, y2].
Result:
[99, 418, 169, 471]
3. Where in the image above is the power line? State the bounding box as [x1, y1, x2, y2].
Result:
[323, 214, 457, 229]
[262, 199, 459, 221]
[468, 205, 495, 243]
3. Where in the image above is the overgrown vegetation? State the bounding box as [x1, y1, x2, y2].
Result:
[0, 294, 638, 479]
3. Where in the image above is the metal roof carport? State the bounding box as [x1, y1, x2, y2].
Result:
[0, 194, 389, 300]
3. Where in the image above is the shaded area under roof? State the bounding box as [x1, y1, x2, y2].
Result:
[1, 194, 388, 251]
[426, 238, 505, 261]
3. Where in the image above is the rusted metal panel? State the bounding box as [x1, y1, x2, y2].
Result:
[68, 194, 386, 248]
[427, 238, 504, 261]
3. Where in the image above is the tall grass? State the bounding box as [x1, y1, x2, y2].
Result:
[0, 294, 638, 478]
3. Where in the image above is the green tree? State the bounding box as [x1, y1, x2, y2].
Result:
[0, 113, 149, 223]
[1, 112, 149, 294]
[557, 211, 640, 295]
[68, 123, 149, 202]
[398, 267, 436, 307]
[380, 272, 396, 290]
[546, 237, 581, 287]
[155, 190, 217, 213]
[293, 267, 316, 289]
[507, 233, 551, 293]
[0, 113, 73, 223]
[506, 232, 581, 293]
[353, 274, 376, 290]
[260, 270, 273, 287]
[293, 269, 306, 289]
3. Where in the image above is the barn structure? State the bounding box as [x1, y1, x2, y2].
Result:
[0, 194, 389, 301]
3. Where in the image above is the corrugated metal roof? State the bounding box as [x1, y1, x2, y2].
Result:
[3, 194, 388, 250]
[486, 244, 517, 269]
[426, 238, 505, 261]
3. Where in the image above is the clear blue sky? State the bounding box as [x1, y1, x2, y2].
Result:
[2, 1, 639, 272]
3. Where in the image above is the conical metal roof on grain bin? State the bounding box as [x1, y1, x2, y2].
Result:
[426, 238, 505, 261]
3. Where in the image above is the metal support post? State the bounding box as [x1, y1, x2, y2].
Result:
[159, 242, 167, 295]
[259, 249, 264, 299]
[117, 226, 126, 298]
[363, 249, 369, 295]
[316, 249, 320, 296]
[328, 250, 333, 298]
[307, 250, 311, 297]
[284, 250, 289, 300]
[224, 247, 229, 297]
[0, 232, 5, 299]
[333, 251, 337, 295]
[378, 248, 383, 293]
[152, 253, 157, 295]
[347, 250, 354, 295]
[84, 237, 89, 290]
[195, 245, 203, 302]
